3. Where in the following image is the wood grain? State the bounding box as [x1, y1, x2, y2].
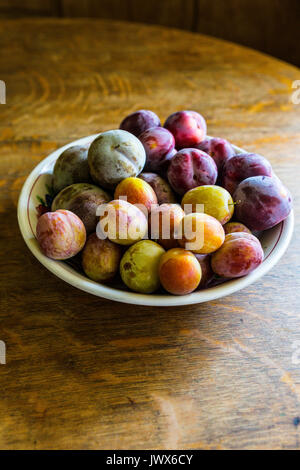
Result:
[0, 18, 300, 450]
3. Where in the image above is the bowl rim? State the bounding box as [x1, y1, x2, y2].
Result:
[18, 134, 294, 306]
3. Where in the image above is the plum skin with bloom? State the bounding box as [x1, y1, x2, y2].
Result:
[164, 111, 207, 149]
[167, 148, 217, 195]
[36, 209, 86, 260]
[139, 126, 175, 175]
[222, 153, 272, 195]
[88, 130, 146, 189]
[82, 233, 122, 282]
[120, 110, 161, 137]
[234, 175, 292, 231]
[211, 235, 264, 278]
[159, 248, 201, 295]
[53, 145, 90, 193]
[195, 137, 235, 171]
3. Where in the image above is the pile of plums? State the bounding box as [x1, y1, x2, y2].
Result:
[36, 109, 293, 296]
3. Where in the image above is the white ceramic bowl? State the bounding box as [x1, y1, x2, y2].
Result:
[18, 134, 294, 306]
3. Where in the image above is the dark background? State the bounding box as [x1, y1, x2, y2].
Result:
[0, 0, 299, 67]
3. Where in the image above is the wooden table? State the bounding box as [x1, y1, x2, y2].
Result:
[0, 18, 300, 450]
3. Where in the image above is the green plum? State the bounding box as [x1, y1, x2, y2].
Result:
[120, 240, 165, 293]
[182, 185, 234, 225]
[53, 145, 90, 193]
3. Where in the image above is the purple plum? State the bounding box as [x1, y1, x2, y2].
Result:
[195, 137, 235, 171]
[164, 110, 207, 149]
[234, 175, 292, 231]
[120, 110, 160, 136]
[167, 148, 217, 195]
[139, 126, 175, 175]
[222, 153, 272, 195]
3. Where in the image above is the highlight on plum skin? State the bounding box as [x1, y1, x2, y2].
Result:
[120, 109, 161, 137]
[195, 137, 235, 171]
[139, 126, 175, 175]
[36, 209, 86, 260]
[167, 148, 217, 196]
[222, 153, 273, 195]
[164, 110, 207, 149]
[233, 175, 293, 231]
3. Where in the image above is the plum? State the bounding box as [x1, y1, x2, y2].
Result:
[120, 110, 160, 136]
[195, 137, 235, 171]
[182, 185, 234, 225]
[194, 254, 214, 289]
[149, 203, 185, 250]
[211, 235, 264, 278]
[224, 221, 251, 235]
[120, 240, 165, 293]
[51, 183, 111, 234]
[114, 176, 158, 213]
[164, 111, 207, 149]
[139, 126, 175, 175]
[98, 199, 148, 245]
[165, 148, 177, 159]
[53, 145, 90, 193]
[36, 209, 86, 260]
[159, 248, 201, 295]
[178, 213, 225, 254]
[167, 149, 217, 195]
[222, 153, 272, 195]
[234, 175, 292, 231]
[88, 130, 146, 189]
[82, 233, 122, 282]
[138, 173, 177, 204]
